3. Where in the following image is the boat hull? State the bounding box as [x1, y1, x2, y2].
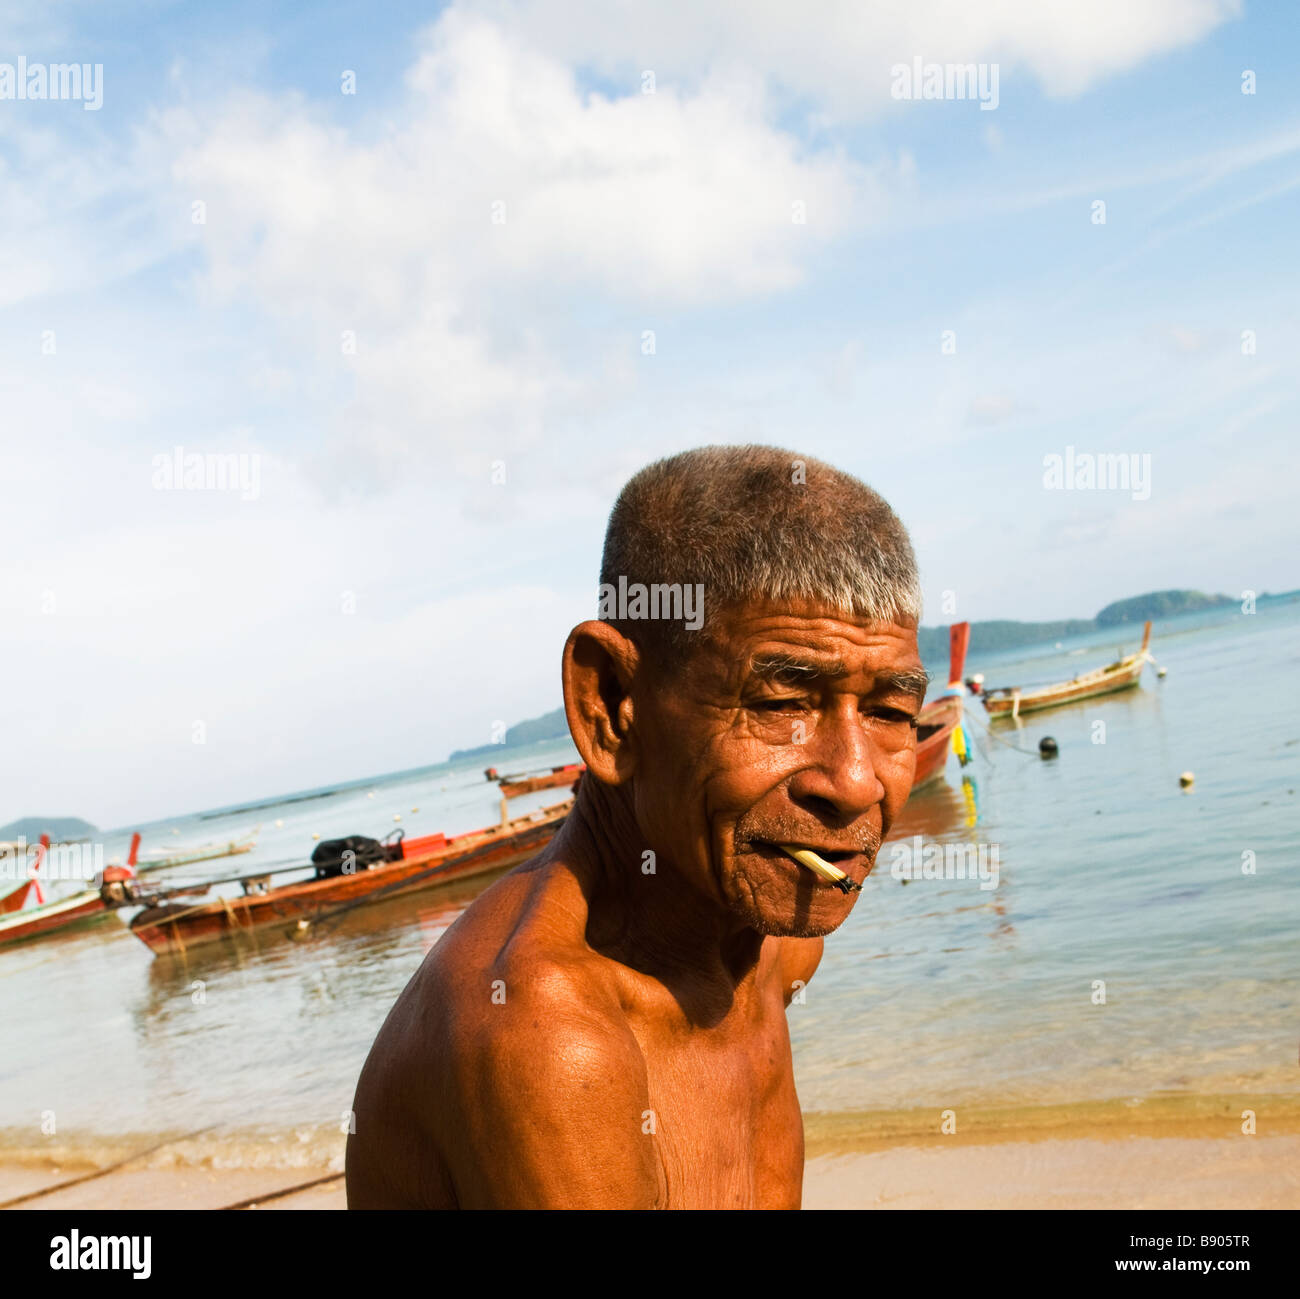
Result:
[908, 621, 971, 792]
[912, 696, 963, 789]
[982, 622, 1152, 720]
[982, 667, 1143, 717]
[129, 805, 570, 957]
[1, 879, 34, 915]
[499, 765, 584, 799]
[0, 890, 109, 947]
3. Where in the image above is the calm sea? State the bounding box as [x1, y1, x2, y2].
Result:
[2, 598, 1296, 1167]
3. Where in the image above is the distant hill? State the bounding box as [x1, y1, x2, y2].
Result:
[920, 588, 1235, 658]
[0, 816, 97, 842]
[1096, 589, 1233, 626]
[444, 588, 1252, 759]
[448, 707, 570, 762]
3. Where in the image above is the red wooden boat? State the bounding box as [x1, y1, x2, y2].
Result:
[127, 798, 573, 957]
[910, 622, 971, 791]
[0, 833, 132, 949]
[498, 763, 585, 799]
[1, 878, 34, 915]
[0, 887, 112, 947]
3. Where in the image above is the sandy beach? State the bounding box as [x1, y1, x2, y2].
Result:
[5, 1096, 1297, 1210]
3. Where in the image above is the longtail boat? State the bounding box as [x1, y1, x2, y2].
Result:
[982, 621, 1152, 720]
[498, 763, 585, 799]
[911, 621, 971, 790]
[0, 834, 139, 950]
[0, 887, 113, 947]
[127, 798, 572, 957]
[134, 829, 258, 874]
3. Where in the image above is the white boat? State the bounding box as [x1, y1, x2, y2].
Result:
[133, 829, 259, 874]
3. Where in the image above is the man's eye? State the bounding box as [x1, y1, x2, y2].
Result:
[751, 697, 806, 712]
[869, 707, 918, 727]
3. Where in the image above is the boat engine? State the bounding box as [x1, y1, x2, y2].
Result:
[99, 864, 138, 906]
[310, 835, 398, 879]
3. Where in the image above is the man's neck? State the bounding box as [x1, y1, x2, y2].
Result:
[556, 776, 767, 1022]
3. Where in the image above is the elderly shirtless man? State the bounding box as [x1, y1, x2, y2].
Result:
[347, 445, 927, 1209]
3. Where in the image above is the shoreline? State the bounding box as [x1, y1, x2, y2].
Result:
[801, 1090, 1300, 1156]
[5, 1092, 1297, 1210]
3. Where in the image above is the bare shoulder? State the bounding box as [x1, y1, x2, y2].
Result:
[349, 859, 663, 1209]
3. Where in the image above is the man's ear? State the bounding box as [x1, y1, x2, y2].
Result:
[562, 621, 641, 786]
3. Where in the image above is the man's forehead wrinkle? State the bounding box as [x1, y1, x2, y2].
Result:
[721, 607, 915, 637]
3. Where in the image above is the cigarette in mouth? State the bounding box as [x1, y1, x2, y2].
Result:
[779, 845, 862, 894]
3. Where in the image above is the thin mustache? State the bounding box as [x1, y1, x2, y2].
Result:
[737, 830, 882, 857]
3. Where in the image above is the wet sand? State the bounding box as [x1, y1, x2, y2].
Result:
[4, 1097, 1297, 1210]
[5, 1138, 1296, 1211]
[802, 1135, 1300, 1210]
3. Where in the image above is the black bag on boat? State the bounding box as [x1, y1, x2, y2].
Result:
[310, 835, 390, 879]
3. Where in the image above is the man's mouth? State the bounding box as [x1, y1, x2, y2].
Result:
[741, 839, 873, 893]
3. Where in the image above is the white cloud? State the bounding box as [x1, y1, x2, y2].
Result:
[484, 0, 1242, 115]
[138, 11, 874, 490]
[159, 13, 870, 308]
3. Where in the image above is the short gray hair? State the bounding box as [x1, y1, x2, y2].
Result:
[599, 445, 922, 667]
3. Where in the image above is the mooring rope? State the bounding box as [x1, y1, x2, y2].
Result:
[961, 703, 1041, 757]
[218, 1171, 344, 1211]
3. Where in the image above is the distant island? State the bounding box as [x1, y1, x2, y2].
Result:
[448, 588, 1246, 761]
[448, 708, 570, 762]
[0, 815, 98, 842]
[1094, 589, 1235, 626]
[920, 587, 1238, 657]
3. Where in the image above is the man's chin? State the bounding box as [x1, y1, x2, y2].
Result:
[725, 855, 860, 938]
[729, 896, 851, 940]
[757, 916, 845, 939]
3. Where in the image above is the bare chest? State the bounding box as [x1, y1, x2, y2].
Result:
[636, 1014, 805, 1209]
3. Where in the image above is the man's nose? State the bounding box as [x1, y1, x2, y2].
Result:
[786, 706, 888, 822]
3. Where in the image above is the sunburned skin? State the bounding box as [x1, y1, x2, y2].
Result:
[346, 598, 925, 1209]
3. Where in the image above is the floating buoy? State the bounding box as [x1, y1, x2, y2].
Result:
[311, 832, 321, 840]
[1157, 666, 1167, 678]
[411, 807, 419, 814]
[1179, 771, 1195, 789]
[274, 818, 284, 828]
[1039, 737, 1059, 759]
[393, 814, 401, 822]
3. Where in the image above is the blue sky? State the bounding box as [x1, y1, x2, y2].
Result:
[3, 0, 1297, 827]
